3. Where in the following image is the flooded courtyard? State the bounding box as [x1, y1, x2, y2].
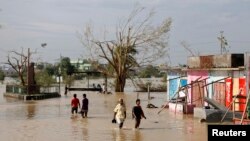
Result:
[0, 85, 207, 141]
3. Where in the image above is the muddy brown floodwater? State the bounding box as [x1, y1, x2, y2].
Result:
[0, 86, 207, 141]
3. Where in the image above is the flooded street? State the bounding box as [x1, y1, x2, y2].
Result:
[0, 85, 207, 141]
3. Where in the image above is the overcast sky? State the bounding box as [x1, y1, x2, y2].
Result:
[0, 0, 250, 66]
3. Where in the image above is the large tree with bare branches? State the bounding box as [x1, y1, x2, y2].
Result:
[6, 49, 28, 86]
[80, 6, 172, 92]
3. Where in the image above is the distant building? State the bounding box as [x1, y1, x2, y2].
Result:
[70, 59, 93, 72]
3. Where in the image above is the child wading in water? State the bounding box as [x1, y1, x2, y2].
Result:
[132, 99, 146, 129]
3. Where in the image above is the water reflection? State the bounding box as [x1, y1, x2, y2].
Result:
[80, 119, 89, 141]
[4, 97, 20, 103]
[26, 102, 36, 119]
[71, 116, 80, 141]
[112, 129, 126, 141]
[111, 128, 143, 141]
[132, 130, 142, 141]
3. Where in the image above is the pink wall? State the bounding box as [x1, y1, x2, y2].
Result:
[187, 70, 209, 104]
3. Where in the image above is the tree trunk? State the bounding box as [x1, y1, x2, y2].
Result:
[19, 72, 25, 86]
[115, 76, 126, 92]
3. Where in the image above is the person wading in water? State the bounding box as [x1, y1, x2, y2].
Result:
[132, 99, 146, 129]
[71, 94, 80, 117]
[113, 98, 126, 129]
[81, 94, 89, 118]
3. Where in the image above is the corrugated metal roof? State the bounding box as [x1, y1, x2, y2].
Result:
[182, 66, 245, 71]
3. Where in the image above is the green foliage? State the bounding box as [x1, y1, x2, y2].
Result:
[35, 70, 55, 87]
[0, 70, 5, 80]
[162, 73, 167, 82]
[35, 63, 57, 76]
[60, 57, 76, 76]
[64, 75, 74, 87]
[36, 64, 44, 70]
[56, 57, 76, 86]
[66, 65, 75, 75]
[135, 79, 167, 92]
[138, 65, 163, 78]
[45, 65, 56, 76]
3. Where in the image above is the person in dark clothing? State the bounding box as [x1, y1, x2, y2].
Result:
[81, 94, 89, 118]
[97, 84, 102, 93]
[132, 99, 146, 129]
[93, 83, 96, 88]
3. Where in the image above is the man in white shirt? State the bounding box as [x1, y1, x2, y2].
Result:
[113, 98, 126, 129]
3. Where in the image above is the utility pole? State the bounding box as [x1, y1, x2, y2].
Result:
[217, 31, 228, 54]
[27, 44, 47, 95]
[27, 48, 30, 95]
[147, 81, 151, 105]
[59, 54, 62, 95]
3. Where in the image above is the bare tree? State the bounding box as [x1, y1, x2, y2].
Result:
[6, 48, 28, 86]
[79, 6, 172, 92]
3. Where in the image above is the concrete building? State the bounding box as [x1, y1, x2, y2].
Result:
[167, 53, 249, 120]
[70, 59, 92, 72]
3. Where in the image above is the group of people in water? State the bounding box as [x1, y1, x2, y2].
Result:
[94, 83, 107, 94]
[113, 98, 146, 129]
[71, 93, 89, 118]
[71, 94, 146, 129]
